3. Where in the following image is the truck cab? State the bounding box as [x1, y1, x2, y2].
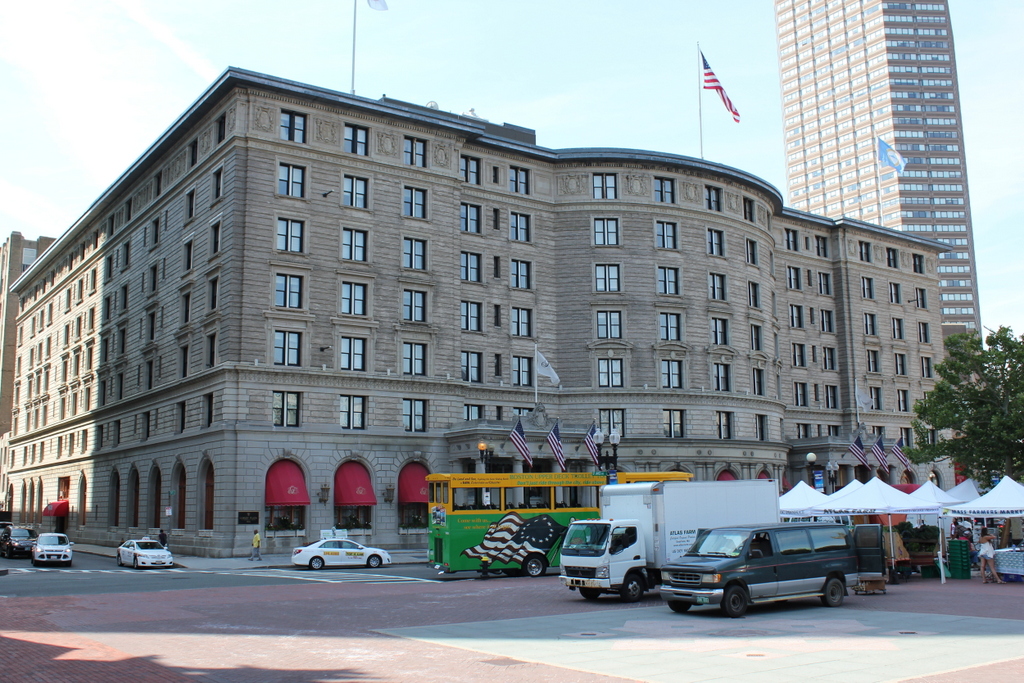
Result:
[560, 519, 654, 602]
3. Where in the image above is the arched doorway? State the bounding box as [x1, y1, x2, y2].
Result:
[928, 470, 942, 488]
[397, 462, 429, 528]
[334, 461, 377, 531]
[150, 466, 163, 529]
[900, 469, 916, 485]
[201, 463, 215, 530]
[27, 481, 34, 525]
[109, 470, 121, 527]
[265, 460, 309, 530]
[716, 470, 737, 481]
[172, 464, 186, 529]
[78, 474, 88, 527]
[128, 469, 141, 528]
[36, 481, 43, 524]
[756, 470, 771, 480]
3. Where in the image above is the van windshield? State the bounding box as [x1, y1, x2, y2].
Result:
[687, 529, 750, 557]
[561, 523, 610, 557]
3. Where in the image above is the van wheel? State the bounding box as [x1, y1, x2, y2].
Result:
[721, 585, 749, 618]
[667, 601, 691, 613]
[619, 574, 644, 603]
[820, 577, 845, 607]
[521, 555, 547, 577]
[579, 588, 602, 600]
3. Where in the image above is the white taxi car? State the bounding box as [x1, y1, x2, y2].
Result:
[32, 533, 74, 567]
[116, 538, 174, 569]
[291, 539, 392, 570]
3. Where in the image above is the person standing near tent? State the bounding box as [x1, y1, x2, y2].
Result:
[978, 530, 1004, 583]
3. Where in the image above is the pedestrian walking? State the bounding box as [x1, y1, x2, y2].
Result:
[158, 529, 168, 549]
[250, 529, 262, 561]
[978, 529, 1004, 583]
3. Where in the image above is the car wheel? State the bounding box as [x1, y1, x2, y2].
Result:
[366, 554, 382, 569]
[30, 557, 37, 567]
[116, 552, 123, 567]
[619, 573, 644, 603]
[667, 601, 692, 613]
[820, 577, 845, 607]
[520, 555, 547, 578]
[721, 585, 749, 618]
[579, 588, 603, 601]
[65, 560, 73, 568]
[309, 556, 325, 570]
[133, 556, 139, 570]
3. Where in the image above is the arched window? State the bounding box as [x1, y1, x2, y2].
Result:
[20, 481, 27, 523]
[265, 460, 309, 530]
[900, 469, 916, 485]
[36, 481, 44, 524]
[26, 481, 33, 525]
[150, 466, 163, 529]
[756, 470, 771, 480]
[928, 470, 942, 488]
[334, 461, 376, 530]
[78, 474, 88, 526]
[202, 463, 215, 530]
[174, 465, 187, 529]
[716, 470, 737, 481]
[397, 462, 429, 528]
[109, 470, 121, 527]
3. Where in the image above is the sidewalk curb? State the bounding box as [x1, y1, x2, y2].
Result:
[73, 546, 427, 570]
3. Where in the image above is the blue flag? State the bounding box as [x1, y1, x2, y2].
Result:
[877, 138, 907, 174]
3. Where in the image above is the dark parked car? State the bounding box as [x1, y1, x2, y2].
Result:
[0, 527, 39, 558]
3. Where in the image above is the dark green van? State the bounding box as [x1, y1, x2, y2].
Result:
[660, 523, 884, 618]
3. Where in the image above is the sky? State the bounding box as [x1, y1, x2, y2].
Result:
[1, 0, 1021, 334]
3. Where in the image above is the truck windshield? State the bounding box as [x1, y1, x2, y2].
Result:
[561, 523, 610, 557]
[687, 529, 750, 557]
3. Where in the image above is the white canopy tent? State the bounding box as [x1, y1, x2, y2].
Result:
[828, 479, 864, 500]
[943, 476, 1024, 516]
[909, 481, 969, 506]
[805, 478, 944, 582]
[946, 478, 982, 503]
[779, 481, 830, 516]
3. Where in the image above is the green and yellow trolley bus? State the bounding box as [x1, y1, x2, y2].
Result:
[427, 471, 692, 576]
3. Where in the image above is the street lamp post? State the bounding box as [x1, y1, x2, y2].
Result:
[806, 452, 818, 490]
[594, 428, 621, 484]
[477, 441, 494, 474]
[825, 460, 839, 494]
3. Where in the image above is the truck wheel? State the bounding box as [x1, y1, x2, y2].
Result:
[721, 585, 749, 618]
[619, 574, 644, 603]
[667, 601, 691, 613]
[820, 577, 845, 607]
[579, 588, 602, 600]
[521, 555, 547, 577]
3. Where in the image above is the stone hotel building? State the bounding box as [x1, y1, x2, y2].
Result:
[2, 69, 949, 555]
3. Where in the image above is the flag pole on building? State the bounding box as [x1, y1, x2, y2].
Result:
[697, 42, 704, 159]
[352, 0, 389, 95]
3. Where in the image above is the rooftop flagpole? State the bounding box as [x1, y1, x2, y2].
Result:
[698, 42, 704, 159]
[350, 0, 358, 94]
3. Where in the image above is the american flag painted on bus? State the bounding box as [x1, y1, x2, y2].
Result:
[461, 512, 567, 565]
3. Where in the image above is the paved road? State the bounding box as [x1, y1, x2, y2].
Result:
[3, 567, 1023, 682]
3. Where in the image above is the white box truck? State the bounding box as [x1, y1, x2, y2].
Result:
[559, 480, 780, 602]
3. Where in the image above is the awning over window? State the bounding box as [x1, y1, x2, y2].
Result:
[892, 483, 921, 494]
[716, 470, 737, 481]
[43, 500, 69, 517]
[334, 461, 377, 506]
[398, 462, 429, 504]
[757, 470, 770, 480]
[265, 460, 310, 506]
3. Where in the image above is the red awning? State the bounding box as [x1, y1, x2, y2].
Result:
[892, 483, 921, 494]
[334, 461, 377, 506]
[717, 470, 737, 481]
[757, 470, 770, 480]
[43, 500, 69, 517]
[265, 460, 310, 506]
[398, 463, 430, 504]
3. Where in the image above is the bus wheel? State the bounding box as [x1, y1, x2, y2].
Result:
[521, 555, 547, 577]
[579, 588, 602, 600]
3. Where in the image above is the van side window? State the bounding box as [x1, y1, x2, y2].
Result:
[775, 529, 813, 555]
[609, 527, 638, 555]
[749, 532, 773, 558]
[809, 527, 849, 552]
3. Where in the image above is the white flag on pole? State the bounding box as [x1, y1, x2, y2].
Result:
[367, 0, 388, 10]
[535, 350, 560, 385]
[855, 386, 874, 411]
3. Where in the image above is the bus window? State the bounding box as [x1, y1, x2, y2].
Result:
[525, 486, 552, 509]
[562, 485, 598, 509]
[429, 482, 449, 505]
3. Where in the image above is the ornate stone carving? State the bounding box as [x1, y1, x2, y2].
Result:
[199, 130, 212, 157]
[376, 131, 399, 156]
[525, 403, 553, 430]
[682, 182, 700, 203]
[167, 151, 187, 182]
[432, 144, 451, 168]
[624, 174, 648, 196]
[226, 106, 236, 134]
[726, 192, 741, 213]
[557, 174, 588, 195]
[757, 205, 768, 226]
[253, 106, 274, 132]
[314, 118, 338, 145]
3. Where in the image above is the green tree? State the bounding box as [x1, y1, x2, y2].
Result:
[908, 327, 1024, 481]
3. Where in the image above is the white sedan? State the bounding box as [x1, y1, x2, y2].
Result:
[116, 539, 174, 569]
[32, 533, 74, 567]
[291, 539, 392, 570]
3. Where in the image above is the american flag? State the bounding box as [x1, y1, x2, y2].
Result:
[702, 52, 740, 123]
[893, 437, 911, 470]
[462, 512, 567, 565]
[848, 435, 869, 468]
[510, 417, 532, 467]
[584, 423, 601, 467]
[547, 422, 566, 472]
[872, 436, 889, 474]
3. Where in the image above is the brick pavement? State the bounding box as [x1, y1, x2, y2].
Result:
[0, 573, 1021, 682]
